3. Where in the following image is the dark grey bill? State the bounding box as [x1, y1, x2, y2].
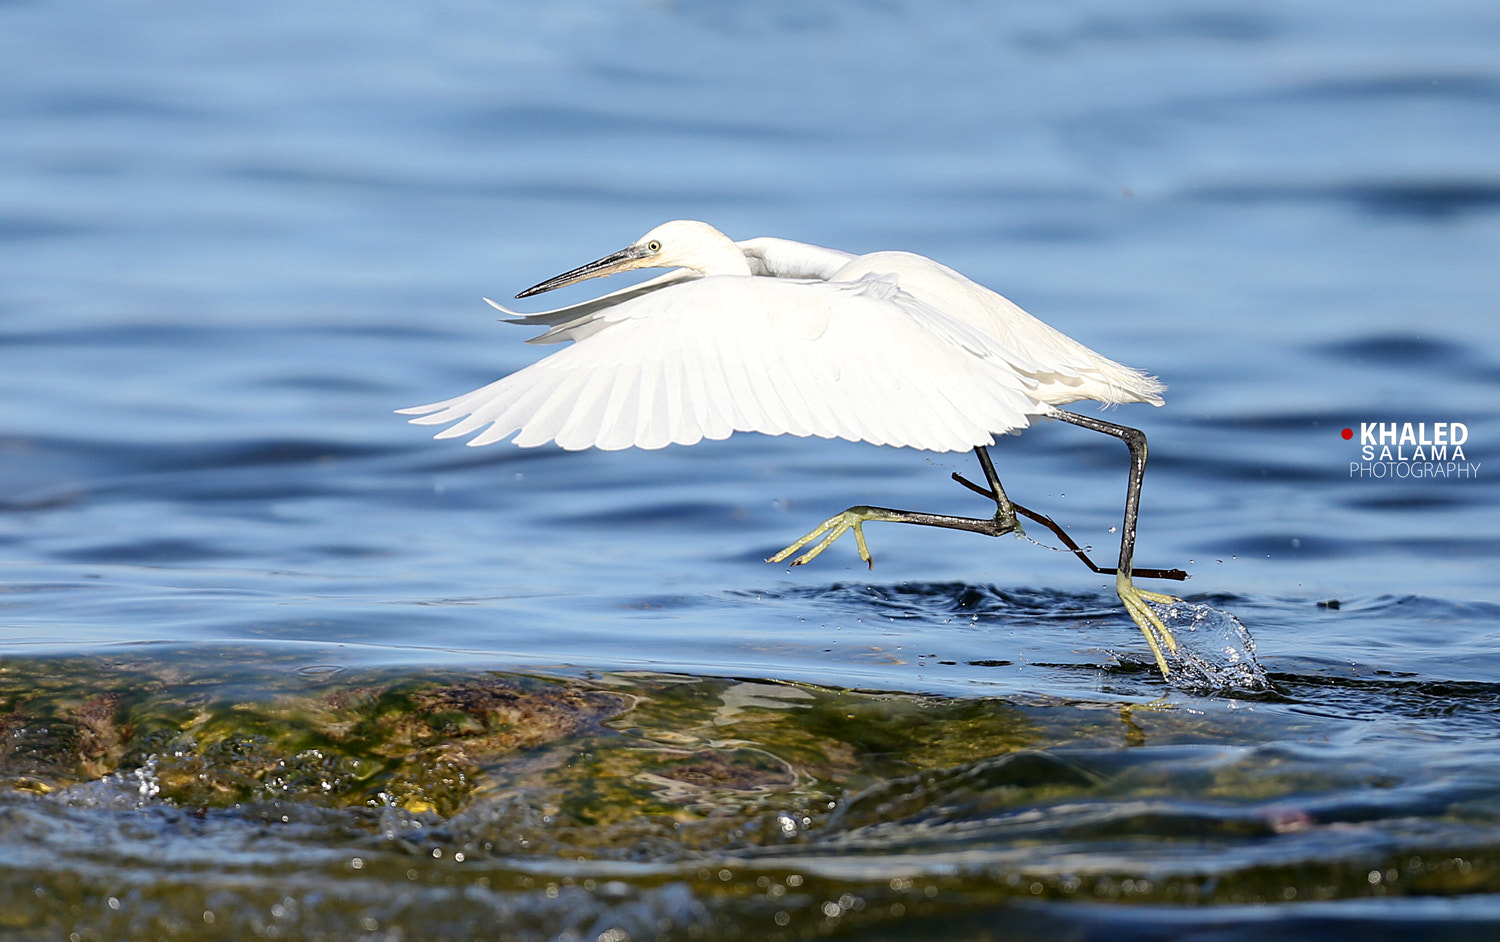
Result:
[516, 244, 653, 298]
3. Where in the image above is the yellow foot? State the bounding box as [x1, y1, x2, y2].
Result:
[1117, 575, 1180, 678]
[767, 506, 897, 569]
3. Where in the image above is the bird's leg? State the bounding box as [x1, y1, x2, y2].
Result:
[951, 473, 1189, 582]
[768, 449, 1020, 569]
[767, 505, 1019, 569]
[1054, 410, 1181, 677]
[972, 446, 1022, 536]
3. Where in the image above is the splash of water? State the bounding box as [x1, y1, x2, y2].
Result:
[50, 759, 162, 810]
[1151, 599, 1270, 693]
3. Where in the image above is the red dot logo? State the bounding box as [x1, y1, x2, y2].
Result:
[1341, 428, 1353, 440]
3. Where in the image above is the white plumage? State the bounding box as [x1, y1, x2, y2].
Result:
[401, 220, 1191, 680]
[399, 220, 1163, 453]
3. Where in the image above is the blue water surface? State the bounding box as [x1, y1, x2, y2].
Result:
[2, 0, 1499, 937]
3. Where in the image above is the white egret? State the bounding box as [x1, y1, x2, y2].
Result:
[400, 221, 1189, 676]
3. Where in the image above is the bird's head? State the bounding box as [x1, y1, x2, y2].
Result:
[516, 220, 749, 298]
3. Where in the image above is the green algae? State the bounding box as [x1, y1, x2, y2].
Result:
[1, 651, 628, 815]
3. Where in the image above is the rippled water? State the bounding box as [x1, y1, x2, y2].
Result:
[2, 1, 1499, 938]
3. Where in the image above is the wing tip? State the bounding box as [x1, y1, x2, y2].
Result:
[483, 297, 521, 316]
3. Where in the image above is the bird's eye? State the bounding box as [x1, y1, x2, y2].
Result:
[647, 240, 661, 252]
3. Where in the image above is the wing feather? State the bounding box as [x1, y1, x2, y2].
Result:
[634, 356, 671, 450]
[776, 294, 854, 441]
[552, 365, 618, 451]
[589, 368, 640, 451]
[692, 324, 736, 442]
[832, 254, 1164, 406]
[779, 347, 845, 441]
[429, 371, 552, 441]
[405, 275, 1066, 452]
[677, 339, 716, 444]
[816, 324, 893, 445]
[462, 371, 565, 446]
[742, 343, 804, 437]
[712, 328, 759, 433]
[662, 353, 699, 446]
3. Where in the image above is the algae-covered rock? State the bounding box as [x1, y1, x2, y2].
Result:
[0, 653, 628, 815]
[2, 649, 1499, 941]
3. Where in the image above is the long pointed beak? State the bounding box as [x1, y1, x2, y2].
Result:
[516, 244, 653, 299]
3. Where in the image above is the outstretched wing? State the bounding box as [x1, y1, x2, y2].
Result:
[400, 275, 1051, 452]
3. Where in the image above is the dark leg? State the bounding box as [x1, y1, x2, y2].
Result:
[768, 447, 1019, 568]
[973, 446, 1017, 526]
[950, 473, 1188, 581]
[1052, 410, 1181, 674]
[766, 427, 1183, 678]
[1053, 411, 1149, 576]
